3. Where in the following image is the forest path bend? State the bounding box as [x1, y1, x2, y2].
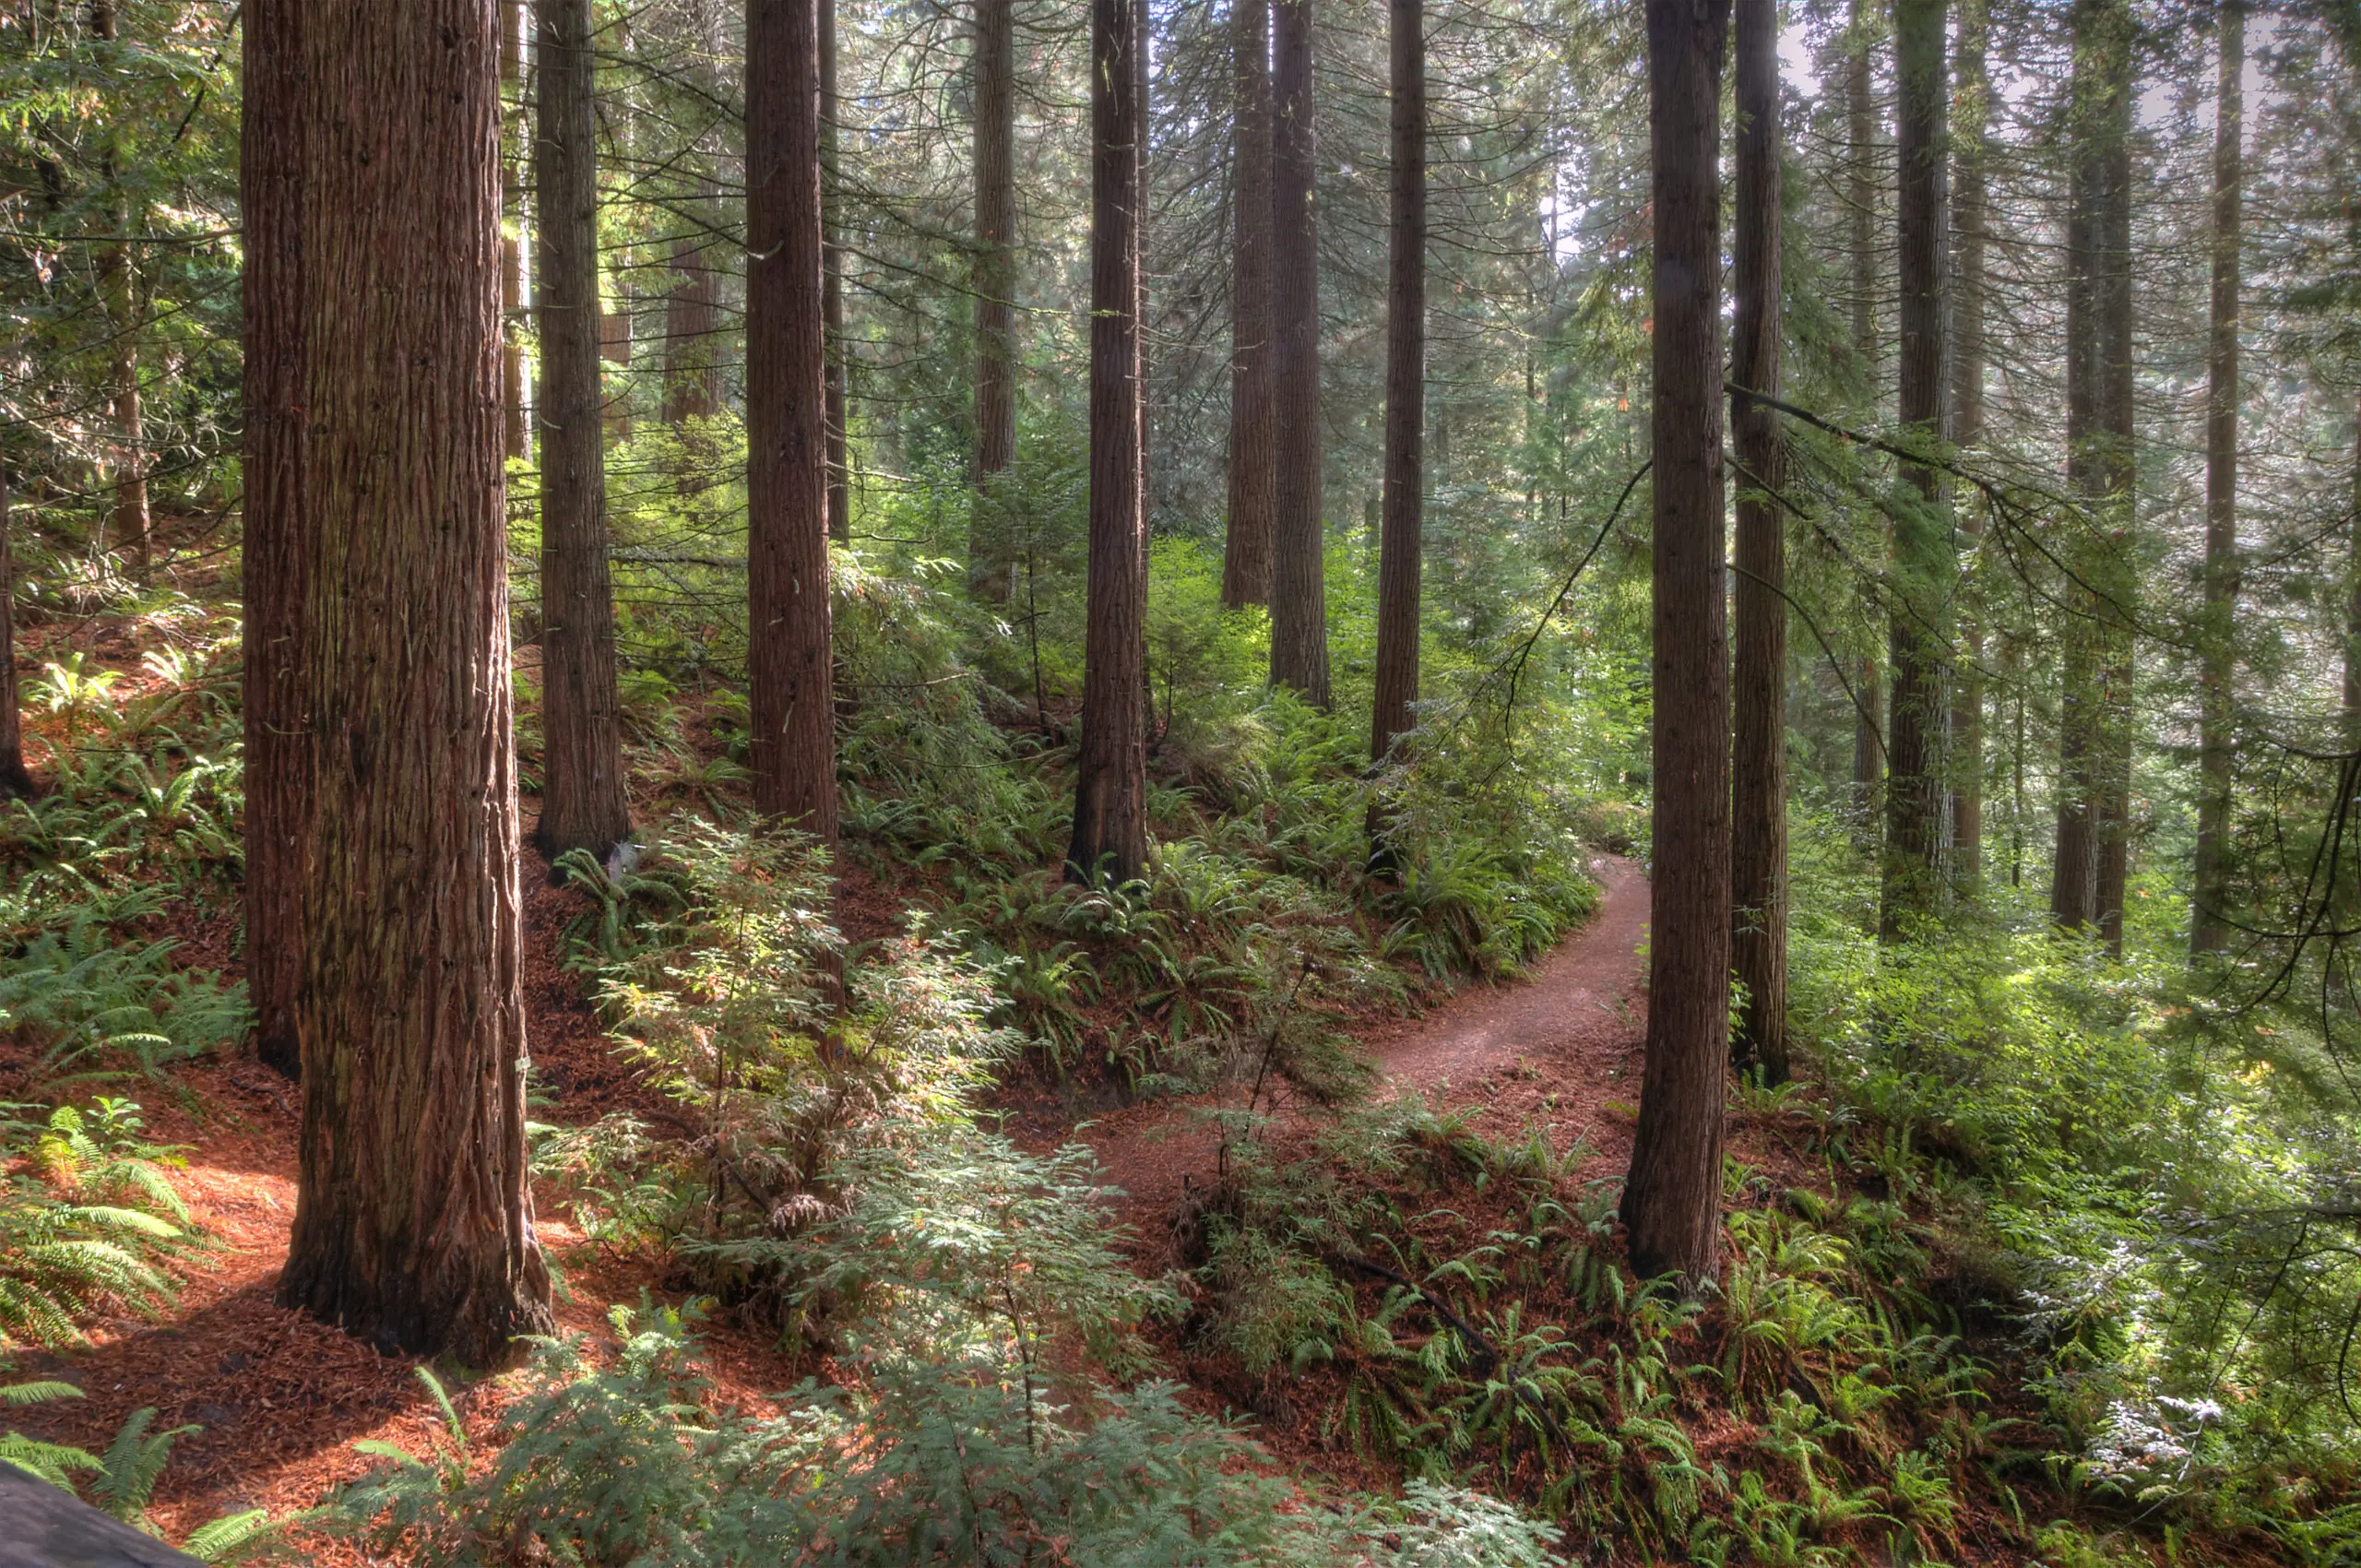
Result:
[1076, 856, 1653, 1263]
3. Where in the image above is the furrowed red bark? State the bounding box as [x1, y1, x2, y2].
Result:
[1879, 0, 1951, 944]
[746, 0, 839, 846]
[239, 0, 306, 1081]
[2193, 0, 2242, 956]
[970, 0, 1016, 595]
[503, 0, 528, 459]
[1066, 0, 1149, 885]
[272, 0, 552, 1363]
[1369, 0, 1423, 795]
[532, 0, 632, 864]
[1623, 0, 1732, 1290]
[1729, 0, 1786, 1080]
[1222, 0, 1276, 610]
[1267, 0, 1330, 707]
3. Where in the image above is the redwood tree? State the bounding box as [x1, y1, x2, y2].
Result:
[0, 466, 30, 801]
[240, 0, 306, 1081]
[269, 0, 552, 1362]
[1369, 0, 1423, 800]
[2193, 0, 2242, 956]
[1880, 0, 1950, 943]
[968, 0, 1015, 594]
[1621, 0, 1732, 1289]
[1729, 0, 1786, 1080]
[1067, 0, 1149, 885]
[823, 0, 850, 543]
[1267, 0, 1329, 707]
[1222, 0, 1275, 610]
[503, 0, 528, 458]
[747, 0, 838, 845]
[1950, 0, 1988, 886]
[533, 0, 631, 864]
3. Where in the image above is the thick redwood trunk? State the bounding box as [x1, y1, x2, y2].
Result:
[823, 0, 850, 543]
[271, 0, 552, 1363]
[1729, 0, 1786, 1080]
[969, 0, 1016, 595]
[504, 0, 528, 459]
[240, 0, 307, 1082]
[747, 0, 837, 845]
[1879, 0, 1950, 943]
[0, 466, 30, 800]
[1222, 0, 1275, 610]
[1623, 0, 1731, 1290]
[1369, 0, 1422, 781]
[1267, 0, 1329, 707]
[1067, 0, 1148, 885]
[1949, 0, 1987, 887]
[2193, 0, 2241, 956]
[532, 0, 632, 863]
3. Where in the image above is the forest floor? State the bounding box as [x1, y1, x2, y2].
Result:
[0, 846, 1669, 1553]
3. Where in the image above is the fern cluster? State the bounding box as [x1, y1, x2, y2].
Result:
[0, 1099, 192, 1353]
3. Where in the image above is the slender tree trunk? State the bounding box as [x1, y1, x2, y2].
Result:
[823, 0, 850, 543]
[2346, 390, 2361, 742]
[2092, 0, 2137, 956]
[1729, 0, 1786, 1080]
[2193, 0, 2242, 956]
[532, 0, 631, 864]
[1369, 0, 1423, 787]
[1623, 0, 1732, 1290]
[241, 0, 307, 1082]
[969, 0, 1016, 594]
[1847, 0, 1881, 833]
[746, 0, 838, 846]
[271, 0, 552, 1362]
[0, 466, 31, 800]
[662, 183, 723, 427]
[1067, 0, 1148, 885]
[504, 0, 528, 460]
[1949, 0, 1987, 887]
[92, 1, 149, 575]
[1222, 0, 1276, 609]
[2051, 0, 2107, 932]
[1880, 0, 1950, 944]
[1267, 0, 1329, 707]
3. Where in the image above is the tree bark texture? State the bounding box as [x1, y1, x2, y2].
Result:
[503, 0, 528, 459]
[271, 0, 553, 1363]
[1067, 0, 1148, 885]
[2091, 8, 2136, 957]
[1845, 0, 1881, 832]
[1880, 0, 1950, 944]
[2193, 0, 2241, 956]
[1222, 0, 1275, 610]
[746, 0, 839, 845]
[969, 0, 1017, 595]
[823, 0, 850, 543]
[1370, 0, 1422, 775]
[1623, 0, 1731, 1291]
[1267, 0, 1330, 707]
[1949, 0, 1987, 886]
[532, 0, 632, 864]
[0, 466, 31, 800]
[239, 0, 307, 1081]
[1729, 0, 1786, 1082]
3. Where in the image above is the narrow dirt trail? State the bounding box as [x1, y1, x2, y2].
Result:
[1080, 856, 1653, 1263]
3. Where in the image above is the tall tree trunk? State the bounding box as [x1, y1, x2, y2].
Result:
[93, 0, 149, 575]
[271, 0, 552, 1362]
[662, 182, 724, 427]
[1222, 0, 1275, 609]
[823, 0, 850, 543]
[2092, 0, 2137, 956]
[504, 0, 528, 459]
[1729, 0, 1786, 1081]
[0, 466, 30, 801]
[1623, 0, 1732, 1290]
[1267, 0, 1330, 707]
[2346, 390, 2361, 743]
[2050, 0, 2108, 932]
[1880, 0, 1950, 944]
[2193, 0, 2242, 956]
[1846, 0, 1881, 833]
[970, 0, 1016, 594]
[532, 0, 631, 863]
[1949, 0, 1987, 887]
[1067, 0, 1148, 885]
[240, 0, 308, 1082]
[1369, 0, 1422, 790]
[747, 0, 838, 846]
